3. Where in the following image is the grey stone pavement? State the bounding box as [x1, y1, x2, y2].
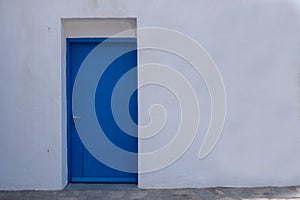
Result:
[1, 184, 300, 200]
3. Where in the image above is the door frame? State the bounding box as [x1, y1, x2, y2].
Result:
[66, 38, 138, 183]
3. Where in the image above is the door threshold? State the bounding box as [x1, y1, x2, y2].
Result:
[65, 183, 139, 191]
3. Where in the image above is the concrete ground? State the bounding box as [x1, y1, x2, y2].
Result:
[1, 185, 300, 200]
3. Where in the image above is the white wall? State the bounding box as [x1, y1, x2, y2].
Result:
[0, 0, 300, 190]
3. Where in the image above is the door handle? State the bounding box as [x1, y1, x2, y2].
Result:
[72, 115, 81, 119]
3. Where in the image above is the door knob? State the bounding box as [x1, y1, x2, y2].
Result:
[72, 115, 81, 119]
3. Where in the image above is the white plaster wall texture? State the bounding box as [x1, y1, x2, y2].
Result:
[0, 0, 300, 190]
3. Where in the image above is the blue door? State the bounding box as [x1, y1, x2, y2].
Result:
[67, 38, 138, 183]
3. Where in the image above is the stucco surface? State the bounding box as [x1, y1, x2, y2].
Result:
[0, 0, 300, 190]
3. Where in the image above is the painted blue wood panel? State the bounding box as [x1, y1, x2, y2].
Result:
[67, 38, 137, 183]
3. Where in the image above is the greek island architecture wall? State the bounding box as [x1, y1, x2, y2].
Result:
[0, 0, 300, 190]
